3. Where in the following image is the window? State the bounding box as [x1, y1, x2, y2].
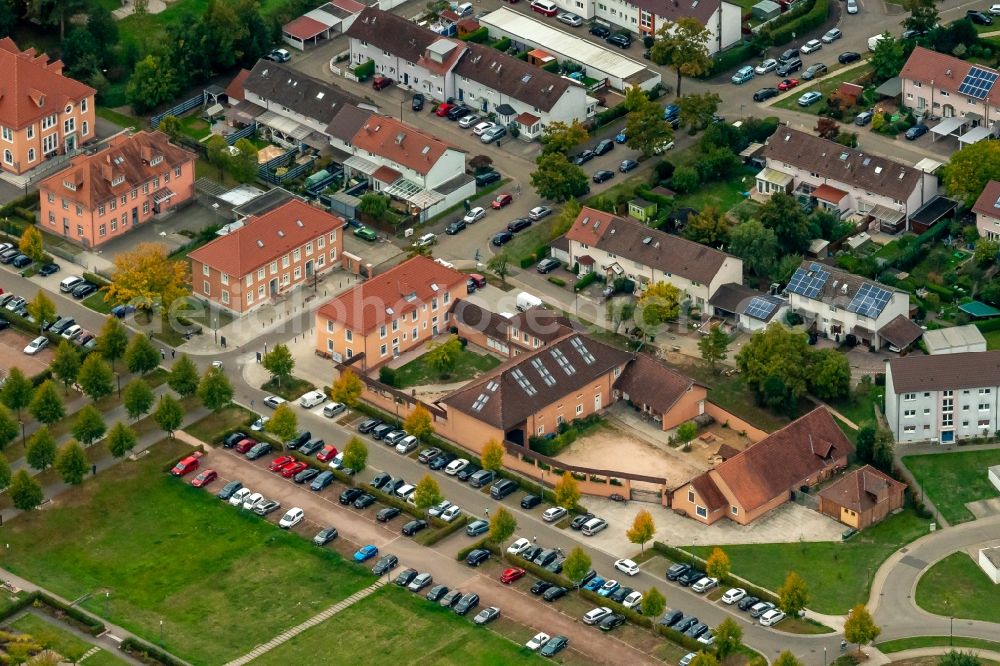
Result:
[411, 327, 417, 341]
[904, 393, 916, 401]
[2, 150, 11, 165]
[203, 264, 210, 276]
[221, 273, 229, 285]
[63, 117, 75, 134]
[432, 297, 438, 310]
[731, 506, 738, 515]
[346, 349, 353, 359]
[203, 281, 210, 295]
[270, 261, 277, 274]
[326, 321, 333, 333]
[904, 410, 915, 417]
[26, 125, 34, 140]
[98, 224, 106, 237]
[411, 310, 417, 322]
[318, 235, 325, 249]
[294, 266, 301, 280]
[142, 201, 149, 215]
[221, 291, 230, 304]
[392, 319, 399, 332]
[245, 275, 252, 287]
[282, 274, 289, 285]
[282, 255, 290, 268]
[345, 329, 353, 342]
[82, 121, 89, 137]
[904, 425, 916, 433]
[75, 204, 82, 216]
[980, 388, 992, 395]
[293, 249, 301, 262]
[42, 115, 56, 130]
[42, 133, 57, 154]
[380, 325, 387, 339]
[110, 198, 116, 211]
[443, 292, 450, 304]
[65, 103, 73, 113]
[381, 344, 387, 356]
[943, 414, 953, 426]
[696, 506, 707, 518]
[174, 166, 181, 178]
[980, 403, 990, 411]
[258, 285, 264, 297]
[110, 218, 117, 232]
[1, 127, 11, 142]
[247, 292, 254, 305]
[575, 404, 583, 415]
[81, 98, 88, 112]
[327, 339, 333, 352]
[687, 490, 695, 503]
[143, 183, 149, 194]
[305, 242, 313, 255]
[258, 268, 265, 281]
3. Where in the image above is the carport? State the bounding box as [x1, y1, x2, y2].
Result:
[867, 204, 905, 234]
[959, 124, 995, 145]
[931, 115, 966, 142]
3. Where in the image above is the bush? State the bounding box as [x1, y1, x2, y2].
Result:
[379, 366, 397, 387]
[573, 272, 600, 292]
[671, 165, 700, 194]
[456, 537, 498, 561]
[353, 59, 374, 81]
[504, 552, 573, 588]
[36, 592, 105, 636]
[460, 27, 489, 43]
[547, 276, 566, 287]
[491, 37, 511, 51]
[417, 514, 469, 546]
[121, 637, 186, 666]
[708, 41, 757, 76]
[519, 256, 536, 269]
[655, 623, 706, 651]
[768, 0, 829, 46]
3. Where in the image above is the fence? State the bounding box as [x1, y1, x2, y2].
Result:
[226, 122, 258, 146]
[257, 147, 316, 185]
[151, 95, 204, 129]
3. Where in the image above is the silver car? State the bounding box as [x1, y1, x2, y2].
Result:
[557, 11, 584, 26]
[481, 125, 507, 144]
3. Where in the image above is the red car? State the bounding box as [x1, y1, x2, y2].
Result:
[316, 445, 339, 462]
[170, 452, 202, 477]
[190, 469, 217, 487]
[500, 567, 526, 584]
[234, 438, 257, 454]
[281, 461, 309, 478]
[435, 103, 454, 117]
[269, 455, 296, 472]
[778, 78, 799, 91]
[372, 75, 394, 91]
[491, 193, 513, 209]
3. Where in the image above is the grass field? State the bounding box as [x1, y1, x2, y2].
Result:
[9, 613, 127, 664]
[674, 168, 757, 212]
[877, 635, 1000, 653]
[183, 405, 255, 445]
[255, 584, 542, 666]
[902, 449, 1000, 524]
[393, 347, 502, 388]
[915, 552, 1000, 623]
[687, 508, 929, 613]
[830, 383, 884, 427]
[773, 64, 874, 116]
[0, 439, 373, 665]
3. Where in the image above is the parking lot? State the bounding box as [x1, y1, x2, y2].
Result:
[0, 327, 53, 376]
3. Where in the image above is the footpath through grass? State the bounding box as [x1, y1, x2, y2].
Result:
[0, 439, 372, 665]
[915, 552, 1000, 624]
[903, 448, 1000, 524]
[686, 508, 928, 614]
[10, 613, 127, 664]
[878, 635, 1000, 653]
[393, 347, 502, 388]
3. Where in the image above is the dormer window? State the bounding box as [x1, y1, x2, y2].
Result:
[111, 175, 125, 187]
[65, 103, 73, 113]
[150, 155, 163, 166]
[62, 179, 77, 191]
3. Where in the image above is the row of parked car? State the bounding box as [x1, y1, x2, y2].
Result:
[0, 242, 61, 273]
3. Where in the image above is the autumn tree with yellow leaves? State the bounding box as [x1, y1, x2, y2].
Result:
[105, 243, 189, 312]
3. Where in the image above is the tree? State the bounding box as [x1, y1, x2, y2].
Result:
[0, 0, 16, 39]
[206, 134, 229, 178]
[676, 92, 722, 131]
[698, 326, 729, 372]
[404, 404, 434, 442]
[481, 438, 504, 471]
[425, 336, 462, 376]
[54, 440, 87, 485]
[625, 91, 673, 157]
[342, 436, 368, 473]
[266, 402, 298, 442]
[563, 547, 592, 586]
[487, 505, 517, 545]
[1, 367, 33, 418]
[486, 253, 511, 285]
[28, 380, 64, 426]
[151, 394, 182, 439]
[18, 225, 44, 263]
[168, 354, 200, 397]
[531, 152, 589, 202]
[773, 651, 804, 666]
[714, 617, 743, 658]
[0, 406, 17, 451]
[26, 426, 56, 470]
[106, 422, 138, 458]
[413, 474, 443, 516]
[123, 379, 154, 421]
[159, 115, 182, 142]
[626, 509, 656, 553]
[649, 18, 712, 96]
[62, 27, 101, 81]
[705, 547, 731, 579]
[78, 354, 113, 401]
[677, 421, 697, 447]
[944, 140, 1000, 207]
[671, 165, 700, 194]
[778, 571, 810, 615]
[26, 290, 56, 331]
[736, 324, 813, 414]
[636, 281, 681, 327]
[9, 470, 43, 511]
[872, 428, 895, 473]
[0, 454, 10, 491]
[844, 604, 881, 652]
[689, 653, 720, 666]
[358, 192, 388, 219]
[28, 0, 88, 40]
[758, 192, 811, 254]
[72, 405, 106, 448]
[814, 116, 841, 142]
[684, 206, 729, 247]
[51, 340, 81, 391]
[97, 317, 129, 369]
[261, 343, 294, 387]
[126, 55, 180, 115]
[332, 369, 364, 407]
[642, 586, 666, 618]
[230, 138, 259, 183]
[553, 472, 580, 510]
[975, 237, 999, 267]
[855, 422, 877, 464]
[87, 4, 119, 58]
[125, 334, 160, 375]
[105, 243, 189, 313]
[939, 651, 982, 666]
[870, 32, 905, 84]
[540, 120, 588, 155]
[809, 348, 851, 400]
[903, 0, 939, 34]
[198, 368, 233, 411]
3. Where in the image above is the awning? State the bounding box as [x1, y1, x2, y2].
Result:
[852, 324, 874, 339]
[813, 183, 848, 203]
[866, 204, 904, 224]
[152, 188, 175, 204]
[205, 103, 224, 116]
[577, 255, 594, 266]
[874, 77, 902, 98]
[914, 157, 944, 173]
[496, 103, 516, 117]
[931, 116, 965, 138]
[607, 262, 624, 276]
[740, 142, 764, 159]
[516, 112, 540, 126]
[756, 167, 793, 187]
[959, 125, 994, 145]
[342, 154, 380, 176]
[383, 178, 445, 209]
[257, 110, 311, 140]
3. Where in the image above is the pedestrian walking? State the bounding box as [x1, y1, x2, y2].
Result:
[533, 535, 537, 544]
[91, 464, 97, 476]
[485, 507, 490, 518]
[171, 349, 175, 358]
[160, 348, 165, 360]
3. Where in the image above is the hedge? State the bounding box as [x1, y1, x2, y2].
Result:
[353, 59, 374, 80]
[83, 272, 111, 287]
[655, 623, 707, 652]
[36, 592, 105, 636]
[491, 37, 511, 52]
[768, 0, 830, 46]
[120, 637, 186, 666]
[460, 27, 489, 43]
[288, 451, 357, 487]
[502, 552, 573, 588]
[0, 591, 38, 621]
[416, 514, 469, 546]
[652, 542, 779, 605]
[456, 536, 498, 561]
[976, 318, 1000, 333]
[573, 272, 601, 293]
[367, 485, 424, 520]
[708, 42, 757, 76]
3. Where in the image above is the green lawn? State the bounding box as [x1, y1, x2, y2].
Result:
[682, 366, 793, 432]
[983, 328, 1000, 350]
[393, 346, 502, 388]
[503, 215, 558, 264]
[183, 405, 255, 445]
[0, 439, 373, 665]
[179, 116, 212, 141]
[916, 552, 1000, 623]
[82, 291, 113, 315]
[877, 635, 1000, 653]
[674, 168, 757, 212]
[773, 64, 874, 116]
[255, 584, 542, 666]
[95, 107, 144, 130]
[9, 613, 127, 663]
[261, 375, 316, 401]
[686, 508, 929, 614]
[902, 449, 1000, 524]
[829, 382, 884, 427]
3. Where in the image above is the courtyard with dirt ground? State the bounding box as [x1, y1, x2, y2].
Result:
[0, 328, 53, 377]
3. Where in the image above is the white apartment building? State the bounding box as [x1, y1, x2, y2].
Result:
[973, 180, 1000, 241]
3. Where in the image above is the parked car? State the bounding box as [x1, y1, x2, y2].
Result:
[599, 613, 626, 632]
[454, 592, 480, 615]
[542, 507, 568, 522]
[310, 471, 335, 491]
[738, 596, 761, 611]
[440, 589, 463, 608]
[846, 0, 857, 12]
[776, 58, 802, 76]
[263, 395, 285, 409]
[755, 58, 777, 74]
[543, 586, 567, 602]
[473, 607, 500, 625]
[12, 255, 32, 269]
[507, 218, 532, 233]
[480, 125, 506, 144]
[246, 442, 271, 460]
[753, 87, 779, 102]
[38, 263, 59, 276]
[855, 110, 875, 126]
[528, 206, 552, 221]
[266, 48, 291, 62]
[447, 105, 471, 121]
[492, 230, 514, 246]
[293, 468, 320, 484]
[468, 469, 495, 488]
[731, 65, 754, 84]
[822, 28, 843, 43]
[760, 609, 786, 626]
[507, 538, 531, 555]
[445, 220, 466, 235]
[395, 568, 418, 587]
[968, 9, 993, 24]
[797, 91, 823, 106]
[606, 33, 631, 48]
[593, 139, 614, 156]
[377, 506, 401, 522]
[372, 554, 398, 575]
[492, 193, 513, 209]
[254, 499, 280, 516]
[622, 591, 643, 609]
[463, 206, 486, 224]
[500, 567, 526, 584]
[590, 23, 611, 38]
[217, 480, 242, 500]
[614, 559, 640, 576]
[839, 51, 861, 64]
[316, 444, 339, 463]
[801, 39, 822, 54]
[619, 158, 638, 173]
[692, 577, 719, 593]
[466, 548, 490, 566]
[659, 608, 684, 627]
[557, 11, 584, 25]
[749, 601, 776, 618]
[411, 93, 425, 111]
[171, 453, 202, 477]
[353, 545, 379, 562]
[279, 508, 304, 528]
[402, 519, 428, 536]
[722, 587, 747, 604]
[802, 63, 828, 80]
[536, 257, 561, 274]
[23, 336, 47, 355]
[475, 170, 501, 186]
[677, 568, 705, 586]
[592, 169, 614, 183]
[458, 114, 480, 128]
[905, 124, 929, 140]
[526, 632, 551, 651]
[572, 150, 595, 166]
[425, 584, 450, 602]
[520, 494, 542, 509]
[372, 76, 394, 91]
[299, 439, 324, 456]
[490, 479, 519, 499]
[407, 572, 433, 593]
[353, 493, 376, 509]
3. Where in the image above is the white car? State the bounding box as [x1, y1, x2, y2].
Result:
[622, 591, 643, 609]
[680, 654, 697, 666]
[396, 435, 419, 454]
[299, 390, 327, 408]
[23, 336, 48, 355]
[440, 505, 463, 522]
[760, 609, 786, 626]
[991, 3, 1000, 14]
[323, 401, 346, 418]
[279, 507, 304, 528]
[463, 207, 486, 224]
[262, 395, 286, 409]
[721, 587, 746, 604]
[61, 324, 82, 341]
[229, 487, 251, 507]
[428, 500, 452, 517]
[445, 458, 469, 475]
[211, 361, 224, 370]
[614, 558, 640, 576]
[801, 38, 822, 54]
[242, 492, 264, 511]
[542, 506, 567, 522]
[528, 206, 553, 221]
[692, 577, 719, 593]
[653, 140, 675, 155]
[846, 0, 858, 13]
[507, 537, 531, 555]
[250, 416, 269, 431]
[583, 607, 612, 625]
[458, 114, 480, 128]
[754, 58, 778, 74]
[472, 121, 495, 136]
[525, 632, 550, 651]
[697, 632, 716, 646]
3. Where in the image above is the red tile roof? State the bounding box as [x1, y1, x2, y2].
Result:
[900, 46, 987, 98]
[818, 465, 905, 514]
[317, 255, 466, 333]
[224, 69, 251, 103]
[351, 116, 452, 177]
[813, 183, 848, 203]
[0, 38, 96, 129]
[371, 165, 401, 183]
[283, 15, 329, 39]
[188, 199, 345, 278]
[972, 180, 1000, 220]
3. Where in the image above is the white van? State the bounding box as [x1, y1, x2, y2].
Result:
[868, 33, 888, 52]
[413, 232, 436, 248]
[455, 1, 474, 16]
[582, 517, 608, 536]
[59, 276, 84, 293]
[515, 291, 543, 312]
[531, 0, 558, 16]
[299, 390, 327, 408]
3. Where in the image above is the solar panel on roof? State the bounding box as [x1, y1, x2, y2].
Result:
[846, 282, 893, 319]
[744, 297, 777, 321]
[786, 265, 830, 299]
[958, 66, 999, 100]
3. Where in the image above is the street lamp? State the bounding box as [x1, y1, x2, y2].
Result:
[160, 619, 164, 643]
[104, 592, 109, 616]
[213, 317, 219, 345]
[950, 616, 954, 645]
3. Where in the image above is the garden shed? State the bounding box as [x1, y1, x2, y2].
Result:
[752, 0, 781, 20]
[959, 301, 1000, 320]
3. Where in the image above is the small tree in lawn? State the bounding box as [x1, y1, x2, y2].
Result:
[125, 334, 159, 375]
[844, 604, 880, 654]
[167, 354, 200, 398]
[51, 340, 81, 392]
[78, 354, 113, 401]
[698, 326, 729, 373]
[72, 405, 106, 447]
[413, 474, 443, 517]
[676, 421, 697, 450]
[1, 367, 33, 418]
[425, 336, 462, 378]
[705, 547, 731, 580]
[773, 651, 803, 666]
[404, 404, 434, 442]
[331, 369, 364, 407]
[641, 586, 666, 618]
[778, 570, 810, 616]
[27, 291, 56, 331]
[55, 440, 88, 485]
[487, 253, 510, 285]
[19, 225, 44, 263]
[26, 426, 57, 470]
[123, 378, 154, 421]
[0, 454, 10, 491]
[714, 617, 743, 658]
[29, 380, 64, 426]
[262, 343, 295, 387]
[153, 394, 183, 439]
[0, 407, 17, 452]
[107, 421, 138, 458]
[97, 316, 129, 370]
[266, 402, 298, 443]
[9, 470, 43, 511]
[342, 436, 368, 473]
[562, 547, 592, 587]
[689, 652, 719, 666]
[488, 505, 517, 547]
[553, 472, 580, 510]
[198, 368, 233, 412]
[626, 509, 656, 553]
[481, 438, 504, 471]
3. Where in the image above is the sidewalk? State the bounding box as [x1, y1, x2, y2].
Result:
[12, 607, 144, 666]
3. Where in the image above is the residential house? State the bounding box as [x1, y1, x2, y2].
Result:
[818, 465, 906, 529]
[673, 407, 853, 525]
[0, 37, 96, 176]
[885, 351, 1000, 443]
[562, 207, 743, 310]
[188, 199, 345, 315]
[973, 180, 1000, 240]
[614, 352, 708, 430]
[314, 255, 467, 368]
[754, 127, 939, 233]
[452, 300, 581, 357]
[595, 0, 741, 54]
[708, 282, 787, 332]
[37, 130, 195, 248]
